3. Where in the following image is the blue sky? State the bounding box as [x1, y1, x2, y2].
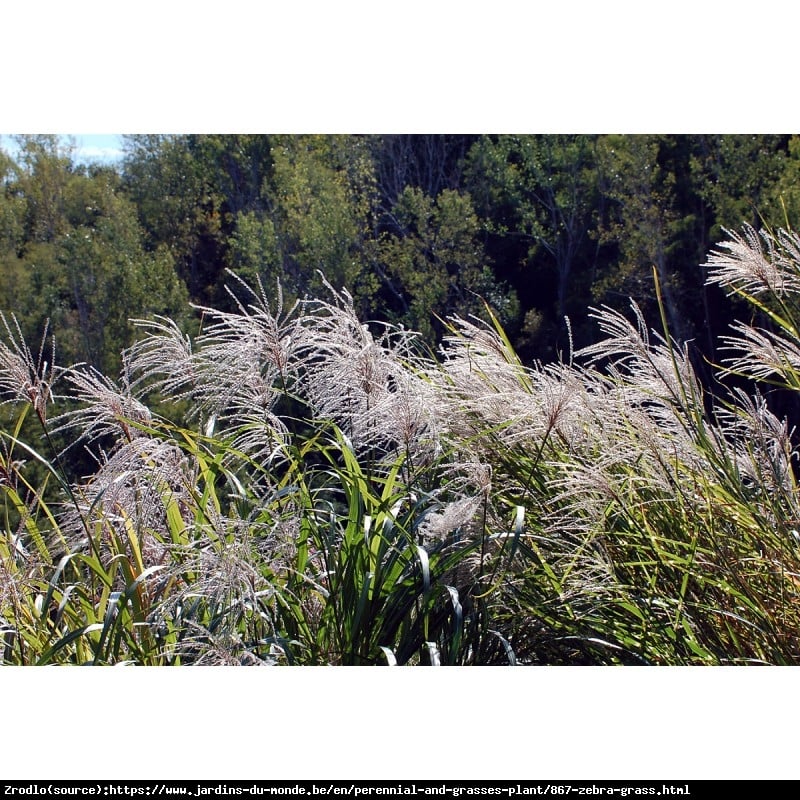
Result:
[1, 134, 124, 164]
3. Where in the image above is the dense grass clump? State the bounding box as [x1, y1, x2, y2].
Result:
[3, 227, 800, 665]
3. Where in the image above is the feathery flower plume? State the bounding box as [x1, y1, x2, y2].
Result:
[418, 495, 482, 543]
[59, 435, 190, 567]
[50, 362, 151, 448]
[128, 276, 298, 464]
[157, 520, 284, 665]
[0, 313, 58, 424]
[295, 276, 436, 459]
[126, 314, 196, 401]
[716, 388, 797, 498]
[705, 225, 800, 297]
[718, 321, 800, 385]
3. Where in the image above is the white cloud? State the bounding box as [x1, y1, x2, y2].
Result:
[73, 135, 124, 164]
[75, 143, 124, 164]
[0, 134, 124, 165]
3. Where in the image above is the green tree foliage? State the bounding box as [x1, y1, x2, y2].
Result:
[469, 136, 598, 312]
[464, 135, 600, 358]
[267, 135, 374, 302]
[373, 186, 516, 341]
[228, 209, 281, 290]
[10, 133, 800, 379]
[765, 135, 800, 230]
[123, 134, 380, 315]
[13, 135, 74, 243]
[122, 134, 225, 303]
[225, 134, 381, 318]
[592, 135, 708, 347]
[368, 134, 477, 210]
[0, 149, 23, 232]
[0, 136, 188, 374]
[690, 134, 789, 240]
[0, 152, 28, 314]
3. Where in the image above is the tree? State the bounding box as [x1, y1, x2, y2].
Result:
[55, 176, 188, 373]
[368, 135, 477, 213]
[267, 135, 376, 302]
[122, 135, 224, 303]
[12, 135, 75, 243]
[690, 134, 789, 241]
[593, 135, 698, 346]
[1, 137, 188, 374]
[373, 186, 516, 341]
[765, 135, 800, 230]
[464, 135, 600, 357]
[0, 147, 28, 314]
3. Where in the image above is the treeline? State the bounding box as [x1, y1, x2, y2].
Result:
[2, 133, 799, 376]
